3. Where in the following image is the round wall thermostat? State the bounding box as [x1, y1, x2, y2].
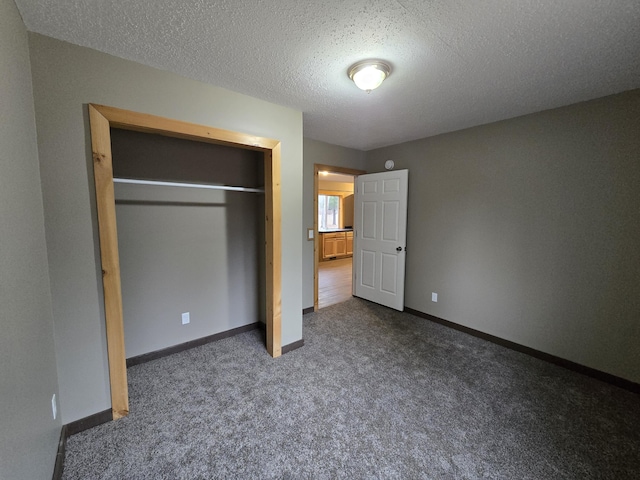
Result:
[385, 160, 395, 170]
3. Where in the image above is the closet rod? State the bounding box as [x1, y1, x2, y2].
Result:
[113, 177, 264, 193]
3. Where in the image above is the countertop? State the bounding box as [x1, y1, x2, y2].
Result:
[319, 228, 353, 233]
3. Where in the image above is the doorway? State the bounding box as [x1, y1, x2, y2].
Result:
[313, 164, 366, 311]
[89, 104, 282, 420]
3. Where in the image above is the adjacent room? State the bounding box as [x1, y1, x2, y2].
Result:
[316, 170, 356, 309]
[2, 1, 639, 479]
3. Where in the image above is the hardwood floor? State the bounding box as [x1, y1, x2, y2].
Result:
[318, 257, 352, 309]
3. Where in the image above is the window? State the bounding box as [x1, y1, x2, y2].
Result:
[318, 194, 340, 230]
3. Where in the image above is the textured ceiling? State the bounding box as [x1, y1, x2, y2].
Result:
[16, 0, 640, 150]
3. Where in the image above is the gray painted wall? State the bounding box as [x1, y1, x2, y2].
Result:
[303, 138, 367, 309]
[0, 1, 61, 478]
[29, 33, 303, 424]
[366, 90, 640, 383]
[111, 130, 264, 358]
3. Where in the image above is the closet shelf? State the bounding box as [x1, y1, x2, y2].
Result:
[113, 177, 264, 193]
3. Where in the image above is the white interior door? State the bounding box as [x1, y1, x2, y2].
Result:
[353, 169, 408, 311]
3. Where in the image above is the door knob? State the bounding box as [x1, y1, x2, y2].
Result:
[396, 246, 402, 252]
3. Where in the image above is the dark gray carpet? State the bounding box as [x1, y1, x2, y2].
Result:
[63, 298, 640, 479]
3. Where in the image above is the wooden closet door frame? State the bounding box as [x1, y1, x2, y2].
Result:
[313, 164, 366, 311]
[89, 104, 282, 420]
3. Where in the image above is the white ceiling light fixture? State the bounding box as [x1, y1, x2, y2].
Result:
[348, 60, 392, 93]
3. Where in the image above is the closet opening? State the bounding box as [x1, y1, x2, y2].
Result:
[89, 104, 282, 420]
[111, 128, 266, 364]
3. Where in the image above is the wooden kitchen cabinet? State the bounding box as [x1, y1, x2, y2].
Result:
[321, 231, 353, 260]
[323, 234, 337, 258]
[335, 236, 346, 256]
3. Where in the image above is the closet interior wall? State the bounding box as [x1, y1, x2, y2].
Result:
[111, 129, 266, 359]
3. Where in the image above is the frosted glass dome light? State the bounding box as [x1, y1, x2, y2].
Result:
[348, 60, 391, 93]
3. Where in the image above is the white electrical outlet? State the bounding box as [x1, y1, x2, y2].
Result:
[51, 394, 57, 420]
[181, 312, 190, 325]
[432, 292, 438, 302]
